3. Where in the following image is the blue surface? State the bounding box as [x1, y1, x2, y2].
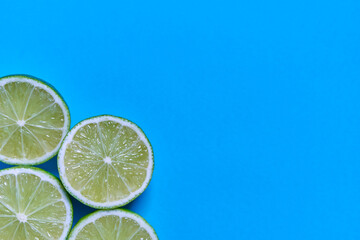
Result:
[1, 0, 360, 239]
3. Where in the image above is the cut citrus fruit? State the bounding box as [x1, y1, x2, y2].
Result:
[68, 209, 158, 240]
[0, 167, 73, 239]
[0, 75, 70, 165]
[58, 115, 154, 209]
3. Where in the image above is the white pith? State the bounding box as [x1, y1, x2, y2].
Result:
[68, 209, 158, 240]
[16, 213, 27, 223]
[0, 76, 70, 165]
[0, 167, 73, 239]
[58, 115, 154, 208]
[103, 156, 112, 164]
[17, 120, 25, 127]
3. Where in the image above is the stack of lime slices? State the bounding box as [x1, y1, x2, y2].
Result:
[0, 75, 158, 240]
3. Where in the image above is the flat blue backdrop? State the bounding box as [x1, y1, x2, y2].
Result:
[1, 0, 360, 239]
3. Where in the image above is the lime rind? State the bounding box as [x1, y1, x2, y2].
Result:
[0, 166, 73, 239]
[57, 115, 154, 209]
[68, 209, 158, 240]
[0, 75, 71, 165]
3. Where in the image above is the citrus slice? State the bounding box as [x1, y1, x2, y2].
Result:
[68, 209, 158, 240]
[0, 75, 70, 165]
[58, 115, 154, 209]
[0, 167, 73, 239]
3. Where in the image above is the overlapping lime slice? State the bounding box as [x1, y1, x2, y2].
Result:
[0, 75, 70, 165]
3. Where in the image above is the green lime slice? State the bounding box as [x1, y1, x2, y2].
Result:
[68, 209, 158, 240]
[0, 167, 73, 239]
[58, 115, 154, 209]
[0, 75, 70, 165]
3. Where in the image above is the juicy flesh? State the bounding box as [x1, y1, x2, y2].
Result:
[0, 81, 65, 161]
[64, 121, 149, 203]
[0, 173, 68, 239]
[75, 215, 153, 240]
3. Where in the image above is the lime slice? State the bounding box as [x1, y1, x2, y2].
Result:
[0, 167, 73, 239]
[68, 209, 158, 240]
[0, 75, 70, 165]
[58, 115, 154, 209]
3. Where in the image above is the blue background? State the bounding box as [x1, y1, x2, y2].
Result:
[1, 0, 360, 239]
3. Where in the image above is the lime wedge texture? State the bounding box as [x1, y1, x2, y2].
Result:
[0, 167, 73, 239]
[68, 209, 158, 240]
[0, 75, 70, 165]
[58, 115, 154, 209]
